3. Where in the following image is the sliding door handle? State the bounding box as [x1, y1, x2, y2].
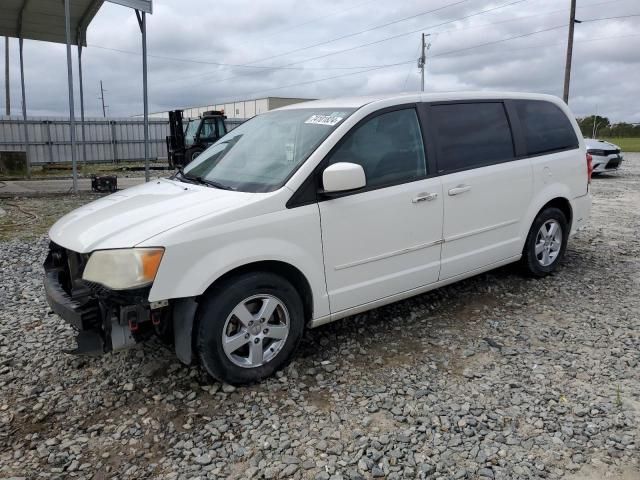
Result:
[412, 192, 438, 203]
[448, 184, 471, 196]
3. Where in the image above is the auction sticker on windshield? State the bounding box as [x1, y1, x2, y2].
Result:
[305, 112, 346, 126]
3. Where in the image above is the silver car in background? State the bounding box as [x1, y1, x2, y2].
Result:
[585, 138, 624, 173]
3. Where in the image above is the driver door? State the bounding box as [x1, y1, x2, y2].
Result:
[318, 106, 443, 313]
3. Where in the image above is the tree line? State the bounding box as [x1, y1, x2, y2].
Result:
[577, 116, 640, 138]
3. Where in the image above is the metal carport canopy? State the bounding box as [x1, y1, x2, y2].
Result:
[0, 0, 153, 191]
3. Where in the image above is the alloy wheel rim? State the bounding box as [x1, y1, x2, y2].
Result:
[221, 294, 290, 368]
[535, 219, 562, 267]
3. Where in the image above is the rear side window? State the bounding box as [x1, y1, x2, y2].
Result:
[514, 100, 579, 155]
[327, 108, 427, 188]
[431, 102, 514, 173]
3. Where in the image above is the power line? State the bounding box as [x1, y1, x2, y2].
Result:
[183, 0, 526, 85]
[88, 0, 624, 73]
[259, 0, 398, 39]
[157, 27, 638, 112]
[87, 44, 398, 71]
[431, 23, 567, 59]
[204, 12, 639, 106]
[189, 22, 567, 107]
[431, 0, 629, 38]
[428, 31, 640, 59]
[243, 0, 475, 67]
[580, 13, 640, 22]
[89, 0, 478, 73]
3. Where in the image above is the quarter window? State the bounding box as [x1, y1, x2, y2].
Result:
[327, 108, 427, 188]
[432, 102, 515, 173]
[514, 100, 579, 155]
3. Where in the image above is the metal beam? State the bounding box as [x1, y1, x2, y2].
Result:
[78, 44, 87, 165]
[4, 37, 9, 116]
[18, 37, 30, 178]
[77, 0, 104, 47]
[138, 10, 149, 182]
[107, 0, 152, 14]
[64, 0, 78, 193]
[17, 0, 32, 38]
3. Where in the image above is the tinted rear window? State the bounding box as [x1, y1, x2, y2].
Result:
[514, 100, 579, 156]
[432, 102, 515, 173]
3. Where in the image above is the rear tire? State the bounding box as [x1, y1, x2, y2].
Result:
[521, 207, 569, 277]
[196, 272, 304, 385]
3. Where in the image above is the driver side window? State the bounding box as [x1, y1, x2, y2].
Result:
[327, 108, 427, 188]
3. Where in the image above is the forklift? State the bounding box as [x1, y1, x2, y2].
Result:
[165, 109, 228, 168]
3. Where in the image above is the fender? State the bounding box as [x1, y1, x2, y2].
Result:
[144, 205, 330, 320]
[519, 182, 574, 250]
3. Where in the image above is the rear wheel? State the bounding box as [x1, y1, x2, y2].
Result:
[196, 272, 304, 385]
[521, 207, 569, 277]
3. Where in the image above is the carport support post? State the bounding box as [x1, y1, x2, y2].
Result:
[64, 0, 78, 193]
[137, 10, 150, 182]
[78, 44, 87, 166]
[18, 38, 31, 178]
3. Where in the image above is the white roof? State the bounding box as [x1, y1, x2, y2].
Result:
[279, 91, 563, 110]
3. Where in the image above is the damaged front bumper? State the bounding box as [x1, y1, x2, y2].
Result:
[43, 241, 195, 361]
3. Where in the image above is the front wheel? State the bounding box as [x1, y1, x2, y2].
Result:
[185, 148, 204, 165]
[196, 272, 304, 385]
[521, 207, 569, 277]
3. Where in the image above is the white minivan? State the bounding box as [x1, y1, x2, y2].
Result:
[45, 92, 592, 384]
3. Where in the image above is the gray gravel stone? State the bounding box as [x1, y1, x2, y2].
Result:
[1, 155, 639, 480]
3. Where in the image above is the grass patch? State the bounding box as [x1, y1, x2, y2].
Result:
[598, 138, 640, 152]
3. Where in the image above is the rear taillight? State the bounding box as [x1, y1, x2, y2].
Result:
[586, 153, 593, 184]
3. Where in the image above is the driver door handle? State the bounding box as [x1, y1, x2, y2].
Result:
[412, 192, 438, 203]
[448, 184, 471, 196]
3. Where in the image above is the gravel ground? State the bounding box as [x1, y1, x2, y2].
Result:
[1, 155, 638, 480]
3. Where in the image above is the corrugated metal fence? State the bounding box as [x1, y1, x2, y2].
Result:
[0, 116, 246, 165]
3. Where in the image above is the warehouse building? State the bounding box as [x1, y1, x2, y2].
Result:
[149, 96, 314, 120]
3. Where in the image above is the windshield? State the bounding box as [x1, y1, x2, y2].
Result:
[182, 108, 354, 192]
[184, 119, 199, 147]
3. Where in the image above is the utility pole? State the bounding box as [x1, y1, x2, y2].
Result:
[563, 0, 577, 103]
[4, 37, 9, 116]
[592, 106, 597, 139]
[418, 33, 431, 92]
[99, 80, 107, 117]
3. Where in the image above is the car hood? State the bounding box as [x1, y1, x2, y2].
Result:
[49, 178, 260, 253]
[584, 138, 620, 151]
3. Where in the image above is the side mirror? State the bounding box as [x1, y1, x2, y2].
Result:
[322, 162, 366, 193]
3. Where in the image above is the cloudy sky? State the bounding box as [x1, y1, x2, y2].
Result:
[2, 0, 639, 122]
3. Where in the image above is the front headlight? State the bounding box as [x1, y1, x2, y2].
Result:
[587, 149, 606, 156]
[82, 248, 164, 290]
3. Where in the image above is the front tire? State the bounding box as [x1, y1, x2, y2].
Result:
[196, 272, 304, 385]
[185, 148, 204, 165]
[521, 207, 569, 277]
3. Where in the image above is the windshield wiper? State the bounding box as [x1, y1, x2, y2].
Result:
[173, 167, 198, 184]
[174, 168, 234, 190]
[195, 177, 235, 190]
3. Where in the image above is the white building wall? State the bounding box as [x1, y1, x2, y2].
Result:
[255, 98, 269, 115]
[148, 97, 312, 120]
[245, 100, 256, 118]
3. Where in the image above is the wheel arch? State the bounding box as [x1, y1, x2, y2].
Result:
[521, 187, 574, 252]
[202, 260, 314, 323]
[538, 197, 573, 230]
